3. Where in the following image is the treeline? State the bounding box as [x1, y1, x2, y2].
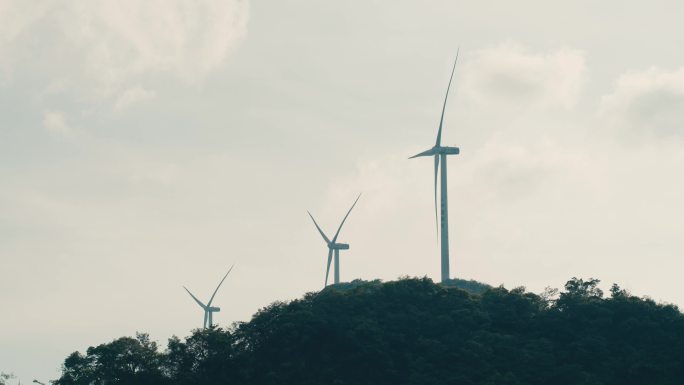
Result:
[54, 278, 684, 385]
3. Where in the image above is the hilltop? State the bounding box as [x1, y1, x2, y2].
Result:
[53, 278, 684, 385]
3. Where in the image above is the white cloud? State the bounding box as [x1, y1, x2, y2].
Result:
[0, 1, 51, 82]
[114, 86, 155, 111]
[600, 67, 684, 138]
[1, 0, 249, 101]
[0, 1, 48, 43]
[42, 110, 74, 136]
[461, 42, 586, 109]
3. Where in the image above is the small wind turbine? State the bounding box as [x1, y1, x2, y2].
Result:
[410, 51, 461, 283]
[183, 265, 234, 329]
[308, 194, 361, 286]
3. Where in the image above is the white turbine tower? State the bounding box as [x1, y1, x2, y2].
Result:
[308, 194, 361, 286]
[183, 264, 234, 329]
[410, 52, 461, 283]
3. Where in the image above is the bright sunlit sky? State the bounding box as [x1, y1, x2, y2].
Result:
[2, 0, 684, 382]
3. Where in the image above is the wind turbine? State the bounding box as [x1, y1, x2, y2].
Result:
[183, 265, 234, 329]
[308, 194, 361, 286]
[410, 51, 461, 283]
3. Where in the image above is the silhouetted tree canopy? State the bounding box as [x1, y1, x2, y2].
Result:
[54, 278, 684, 385]
[441, 277, 493, 294]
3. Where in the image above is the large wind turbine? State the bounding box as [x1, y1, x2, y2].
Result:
[183, 265, 234, 329]
[308, 194, 361, 286]
[410, 52, 461, 283]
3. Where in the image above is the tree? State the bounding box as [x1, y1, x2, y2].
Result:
[563, 277, 603, 298]
[55, 333, 166, 385]
[556, 277, 603, 310]
[53, 277, 684, 385]
[164, 327, 239, 385]
[609, 283, 628, 298]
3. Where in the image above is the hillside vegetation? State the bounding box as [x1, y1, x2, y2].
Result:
[54, 278, 684, 385]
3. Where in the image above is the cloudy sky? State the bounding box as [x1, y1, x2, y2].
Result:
[2, 0, 684, 382]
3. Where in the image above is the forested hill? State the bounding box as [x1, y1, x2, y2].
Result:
[54, 278, 684, 385]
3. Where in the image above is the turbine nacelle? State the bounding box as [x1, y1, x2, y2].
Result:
[208, 307, 220, 312]
[329, 243, 349, 250]
[440, 146, 460, 155]
[410, 146, 460, 159]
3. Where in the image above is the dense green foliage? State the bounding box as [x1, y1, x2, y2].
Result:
[441, 277, 493, 294]
[54, 278, 684, 385]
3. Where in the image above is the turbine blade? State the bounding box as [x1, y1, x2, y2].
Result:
[331, 193, 361, 243]
[207, 264, 234, 306]
[409, 148, 436, 159]
[436, 49, 459, 147]
[184, 286, 207, 309]
[325, 249, 333, 286]
[307, 211, 331, 244]
[434, 154, 440, 240]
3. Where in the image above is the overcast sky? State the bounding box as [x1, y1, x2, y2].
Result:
[2, 0, 684, 382]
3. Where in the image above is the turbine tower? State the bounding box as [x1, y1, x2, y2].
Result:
[183, 264, 234, 329]
[410, 52, 461, 283]
[308, 194, 361, 286]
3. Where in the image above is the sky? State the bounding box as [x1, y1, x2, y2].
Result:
[2, 0, 684, 382]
